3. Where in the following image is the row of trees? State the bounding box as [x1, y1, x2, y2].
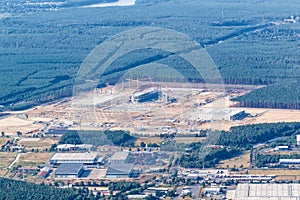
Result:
[256, 154, 300, 168]
[59, 130, 136, 147]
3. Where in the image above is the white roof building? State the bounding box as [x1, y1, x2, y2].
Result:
[50, 152, 99, 164]
[234, 184, 300, 200]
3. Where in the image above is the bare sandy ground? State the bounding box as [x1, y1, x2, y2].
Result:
[0, 116, 43, 135]
[200, 104, 300, 131]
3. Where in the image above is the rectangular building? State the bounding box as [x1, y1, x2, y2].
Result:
[50, 152, 99, 165]
[234, 184, 300, 200]
[130, 88, 161, 103]
[55, 163, 83, 178]
[198, 108, 247, 121]
[279, 159, 300, 165]
[106, 163, 134, 178]
[110, 151, 129, 164]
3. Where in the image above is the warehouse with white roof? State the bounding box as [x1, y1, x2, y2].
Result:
[50, 152, 99, 165]
[233, 184, 300, 200]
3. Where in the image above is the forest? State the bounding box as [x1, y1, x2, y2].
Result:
[217, 122, 300, 149]
[0, 178, 85, 200]
[0, 0, 300, 110]
[233, 80, 300, 109]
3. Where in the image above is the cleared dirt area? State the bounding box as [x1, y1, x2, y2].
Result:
[16, 152, 52, 167]
[200, 107, 300, 131]
[244, 108, 300, 124]
[217, 152, 250, 168]
[0, 116, 43, 136]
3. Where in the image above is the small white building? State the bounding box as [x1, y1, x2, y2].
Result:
[274, 146, 289, 151]
[297, 135, 300, 146]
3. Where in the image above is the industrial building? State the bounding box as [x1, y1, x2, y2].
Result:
[274, 146, 290, 151]
[50, 152, 99, 165]
[233, 184, 300, 200]
[198, 108, 247, 121]
[106, 163, 134, 178]
[110, 151, 129, 164]
[55, 144, 93, 152]
[130, 88, 161, 103]
[279, 159, 300, 165]
[55, 163, 84, 178]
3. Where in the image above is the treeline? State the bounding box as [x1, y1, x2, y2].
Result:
[233, 81, 300, 110]
[256, 154, 300, 168]
[0, 178, 84, 200]
[217, 122, 300, 149]
[59, 130, 135, 147]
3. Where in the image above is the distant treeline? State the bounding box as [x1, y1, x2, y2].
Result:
[233, 81, 300, 109]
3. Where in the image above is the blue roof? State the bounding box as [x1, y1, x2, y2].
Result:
[106, 164, 134, 175]
[55, 163, 83, 175]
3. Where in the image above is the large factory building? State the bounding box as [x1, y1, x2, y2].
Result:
[130, 88, 161, 103]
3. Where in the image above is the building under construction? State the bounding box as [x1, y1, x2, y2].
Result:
[130, 88, 161, 103]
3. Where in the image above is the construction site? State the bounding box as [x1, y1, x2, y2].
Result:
[1, 80, 300, 136]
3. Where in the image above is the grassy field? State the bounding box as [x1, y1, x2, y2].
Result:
[16, 152, 52, 167]
[135, 137, 163, 146]
[174, 137, 204, 144]
[217, 152, 250, 169]
[0, 169, 7, 177]
[19, 138, 56, 151]
[0, 137, 10, 146]
[0, 152, 17, 169]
